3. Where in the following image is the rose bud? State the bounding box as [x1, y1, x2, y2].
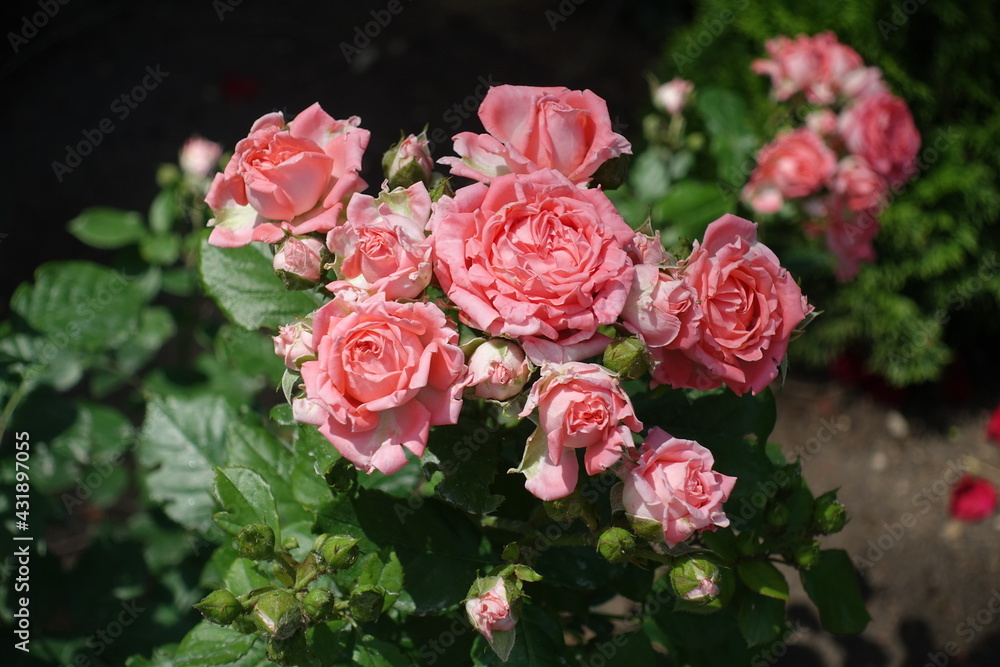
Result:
[653, 78, 695, 116]
[669, 554, 729, 609]
[465, 339, 532, 401]
[383, 130, 434, 189]
[596, 527, 635, 564]
[179, 136, 223, 179]
[466, 577, 517, 642]
[794, 541, 822, 570]
[273, 236, 325, 287]
[194, 588, 243, 626]
[813, 490, 847, 534]
[253, 590, 304, 640]
[273, 320, 315, 371]
[236, 524, 275, 561]
[349, 585, 387, 623]
[603, 336, 649, 381]
[315, 535, 360, 572]
[302, 588, 335, 621]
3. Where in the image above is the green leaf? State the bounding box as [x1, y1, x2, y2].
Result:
[472, 605, 564, 666]
[199, 235, 322, 330]
[213, 466, 281, 539]
[223, 557, 272, 597]
[115, 306, 176, 375]
[737, 593, 786, 647]
[352, 636, 410, 666]
[801, 549, 871, 634]
[148, 189, 180, 235]
[630, 150, 672, 203]
[138, 395, 235, 532]
[68, 207, 146, 249]
[694, 87, 759, 188]
[11, 261, 150, 352]
[140, 233, 182, 265]
[152, 621, 267, 666]
[423, 417, 504, 515]
[738, 561, 789, 600]
[357, 550, 407, 612]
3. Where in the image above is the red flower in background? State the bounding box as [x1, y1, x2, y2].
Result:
[987, 404, 1000, 444]
[949, 475, 998, 522]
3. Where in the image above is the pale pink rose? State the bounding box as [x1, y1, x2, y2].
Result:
[515, 362, 642, 501]
[293, 292, 466, 475]
[179, 136, 222, 178]
[840, 66, 887, 99]
[621, 427, 736, 547]
[466, 579, 515, 642]
[653, 78, 694, 116]
[805, 109, 838, 137]
[385, 131, 434, 185]
[654, 215, 812, 395]
[273, 321, 315, 370]
[625, 229, 670, 266]
[273, 236, 325, 283]
[825, 201, 879, 282]
[838, 91, 921, 187]
[752, 32, 865, 105]
[621, 264, 701, 350]
[439, 85, 632, 185]
[206, 103, 370, 248]
[465, 339, 532, 401]
[326, 182, 433, 300]
[430, 170, 635, 364]
[831, 156, 888, 212]
[742, 128, 837, 214]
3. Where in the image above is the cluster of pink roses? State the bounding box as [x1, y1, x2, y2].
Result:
[744, 32, 921, 281]
[207, 83, 811, 555]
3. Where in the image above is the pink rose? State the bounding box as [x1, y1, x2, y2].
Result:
[326, 182, 433, 300]
[292, 292, 466, 475]
[430, 170, 635, 364]
[620, 427, 736, 547]
[831, 156, 888, 213]
[515, 362, 642, 501]
[439, 85, 632, 185]
[949, 475, 998, 522]
[206, 103, 370, 248]
[273, 236, 325, 284]
[621, 264, 701, 350]
[464, 339, 532, 401]
[838, 91, 921, 187]
[805, 109, 838, 137]
[625, 229, 670, 266]
[743, 128, 837, 214]
[384, 131, 434, 187]
[752, 32, 865, 105]
[653, 78, 694, 116]
[465, 578, 516, 642]
[179, 136, 222, 178]
[654, 215, 812, 395]
[273, 321, 315, 370]
[825, 200, 879, 282]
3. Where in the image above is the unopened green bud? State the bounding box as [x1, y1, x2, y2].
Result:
[766, 503, 790, 528]
[383, 131, 433, 189]
[670, 554, 733, 614]
[194, 588, 243, 626]
[603, 336, 648, 381]
[543, 493, 589, 524]
[590, 154, 630, 191]
[627, 514, 665, 543]
[813, 491, 847, 534]
[237, 524, 275, 561]
[324, 459, 357, 494]
[349, 585, 387, 623]
[303, 587, 335, 620]
[252, 590, 303, 640]
[428, 176, 455, 203]
[794, 541, 821, 570]
[320, 535, 360, 572]
[597, 527, 635, 564]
